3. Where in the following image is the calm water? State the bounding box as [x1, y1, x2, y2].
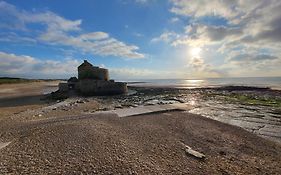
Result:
[126, 77, 281, 90]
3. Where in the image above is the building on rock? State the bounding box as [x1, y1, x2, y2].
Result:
[59, 60, 127, 95]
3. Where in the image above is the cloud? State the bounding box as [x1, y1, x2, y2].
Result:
[133, 32, 144, 37]
[39, 30, 144, 59]
[167, 24, 242, 47]
[201, 25, 242, 41]
[217, 50, 281, 77]
[23, 11, 82, 32]
[135, 0, 148, 4]
[110, 68, 155, 79]
[229, 53, 278, 62]
[186, 57, 225, 78]
[0, 51, 79, 78]
[169, 0, 281, 47]
[151, 31, 180, 43]
[0, 1, 25, 30]
[79, 32, 109, 40]
[0, 1, 145, 59]
[169, 17, 180, 23]
[162, 0, 281, 77]
[0, 32, 36, 44]
[134, 0, 156, 4]
[170, 0, 239, 19]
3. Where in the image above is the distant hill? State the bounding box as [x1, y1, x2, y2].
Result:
[0, 77, 33, 84]
[0, 77, 65, 84]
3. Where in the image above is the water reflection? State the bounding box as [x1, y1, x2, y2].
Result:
[182, 79, 205, 88]
[184, 79, 204, 84]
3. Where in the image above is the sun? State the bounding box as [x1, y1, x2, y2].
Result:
[190, 47, 202, 57]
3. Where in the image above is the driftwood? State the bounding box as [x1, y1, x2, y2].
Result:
[180, 142, 206, 159]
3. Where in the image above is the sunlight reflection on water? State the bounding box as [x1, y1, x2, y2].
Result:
[183, 79, 205, 87]
[127, 77, 281, 89]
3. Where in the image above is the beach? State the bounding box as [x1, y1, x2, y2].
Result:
[0, 81, 281, 174]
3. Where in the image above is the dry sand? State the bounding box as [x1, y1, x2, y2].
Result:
[0, 82, 281, 174]
[1, 112, 281, 174]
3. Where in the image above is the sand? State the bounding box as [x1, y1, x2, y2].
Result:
[1, 112, 281, 174]
[0, 82, 281, 174]
[0, 81, 60, 118]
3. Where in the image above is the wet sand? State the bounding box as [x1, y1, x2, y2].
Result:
[0, 82, 281, 174]
[0, 81, 60, 118]
[0, 81, 59, 99]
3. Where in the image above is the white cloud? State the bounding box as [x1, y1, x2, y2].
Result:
[0, 51, 79, 78]
[79, 32, 109, 41]
[151, 31, 180, 43]
[0, 1, 145, 59]
[22, 11, 82, 32]
[133, 32, 144, 37]
[135, 0, 148, 4]
[0, 32, 36, 44]
[169, 0, 281, 47]
[169, 17, 180, 23]
[170, 0, 239, 19]
[158, 0, 281, 77]
[0, 1, 25, 30]
[110, 68, 155, 79]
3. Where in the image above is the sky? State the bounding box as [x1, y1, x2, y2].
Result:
[0, 0, 281, 80]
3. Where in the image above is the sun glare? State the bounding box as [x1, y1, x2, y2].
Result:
[190, 47, 202, 57]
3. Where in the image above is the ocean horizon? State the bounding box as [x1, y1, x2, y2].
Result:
[124, 77, 281, 90]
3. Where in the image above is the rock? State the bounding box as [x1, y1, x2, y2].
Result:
[180, 142, 205, 159]
[76, 100, 85, 103]
[115, 105, 123, 109]
[84, 98, 90, 102]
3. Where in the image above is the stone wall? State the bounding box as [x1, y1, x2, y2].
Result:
[78, 64, 109, 81]
[58, 83, 68, 92]
[79, 79, 127, 96]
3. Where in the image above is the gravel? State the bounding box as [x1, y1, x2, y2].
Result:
[1, 111, 281, 174]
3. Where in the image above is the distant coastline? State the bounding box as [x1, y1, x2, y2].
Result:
[0, 77, 65, 85]
[2, 76, 281, 90]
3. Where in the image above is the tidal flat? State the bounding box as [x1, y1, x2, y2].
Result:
[92, 86, 281, 143]
[1, 82, 281, 174]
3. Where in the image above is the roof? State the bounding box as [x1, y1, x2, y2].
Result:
[78, 60, 93, 68]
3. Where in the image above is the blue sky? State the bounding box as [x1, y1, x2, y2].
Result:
[0, 0, 281, 79]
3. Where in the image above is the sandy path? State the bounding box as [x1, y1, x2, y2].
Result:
[0, 111, 280, 174]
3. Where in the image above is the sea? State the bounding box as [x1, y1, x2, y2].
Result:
[125, 77, 281, 90]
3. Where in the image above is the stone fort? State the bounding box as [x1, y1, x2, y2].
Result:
[59, 60, 127, 95]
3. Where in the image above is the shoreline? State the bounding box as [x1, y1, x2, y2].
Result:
[128, 83, 281, 91]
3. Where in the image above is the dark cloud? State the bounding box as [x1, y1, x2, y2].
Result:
[206, 26, 242, 41]
[230, 54, 278, 62]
